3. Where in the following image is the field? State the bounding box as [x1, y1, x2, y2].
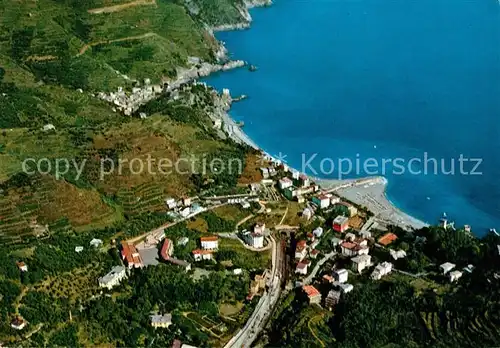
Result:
[218, 238, 271, 270]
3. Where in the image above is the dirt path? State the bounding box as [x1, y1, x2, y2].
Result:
[308, 314, 326, 348]
[87, 0, 156, 14]
[25, 55, 58, 63]
[278, 206, 289, 226]
[77, 32, 156, 56]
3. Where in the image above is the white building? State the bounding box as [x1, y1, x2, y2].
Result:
[192, 249, 213, 261]
[254, 223, 266, 234]
[244, 231, 264, 249]
[330, 196, 341, 205]
[75, 246, 84, 253]
[351, 254, 372, 273]
[313, 227, 324, 238]
[337, 282, 354, 294]
[448, 270, 463, 282]
[295, 241, 308, 261]
[333, 268, 348, 283]
[312, 194, 330, 209]
[165, 198, 177, 210]
[42, 124, 55, 132]
[440, 262, 456, 275]
[200, 236, 218, 250]
[177, 237, 189, 246]
[99, 266, 127, 290]
[90, 238, 103, 248]
[150, 313, 172, 329]
[233, 268, 242, 275]
[390, 249, 407, 260]
[302, 207, 313, 220]
[296, 261, 309, 275]
[371, 262, 393, 280]
[279, 177, 293, 190]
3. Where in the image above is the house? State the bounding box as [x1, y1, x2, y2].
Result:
[121, 242, 143, 269]
[192, 249, 213, 261]
[296, 260, 310, 275]
[351, 254, 372, 273]
[42, 124, 55, 132]
[241, 201, 251, 209]
[299, 174, 310, 188]
[10, 317, 26, 330]
[312, 194, 330, 209]
[177, 237, 189, 246]
[359, 230, 372, 239]
[325, 290, 341, 309]
[330, 195, 341, 205]
[75, 246, 84, 253]
[333, 216, 349, 233]
[183, 197, 192, 206]
[165, 198, 177, 210]
[161, 239, 174, 260]
[337, 282, 354, 294]
[464, 225, 471, 233]
[378, 233, 398, 246]
[150, 313, 172, 328]
[333, 268, 348, 283]
[279, 177, 293, 190]
[90, 238, 103, 248]
[341, 241, 369, 257]
[16, 261, 28, 272]
[440, 262, 456, 275]
[345, 232, 356, 241]
[243, 231, 264, 248]
[448, 270, 463, 282]
[284, 186, 298, 200]
[295, 240, 308, 260]
[254, 222, 266, 234]
[297, 195, 305, 204]
[313, 227, 324, 238]
[180, 207, 191, 218]
[99, 266, 127, 290]
[331, 237, 342, 247]
[323, 274, 334, 283]
[172, 339, 182, 348]
[307, 233, 315, 242]
[303, 285, 321, 304]
[260, 167, 269, 179]
[371, 262, 393, 280]
[310, 249, 320, 259]
[390, 249, 407, 260]
[233, 268, 242, 275]
[302, 207, 313, 220]
[200, 236, 218, 250]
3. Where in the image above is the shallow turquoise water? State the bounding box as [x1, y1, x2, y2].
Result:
[204, 0, 500, 234]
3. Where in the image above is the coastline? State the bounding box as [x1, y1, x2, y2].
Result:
[205, 1, 428, 231]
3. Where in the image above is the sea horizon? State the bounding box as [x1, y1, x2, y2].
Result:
[204, 0, 500, 235]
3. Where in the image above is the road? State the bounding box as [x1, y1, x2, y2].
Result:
[302, 251, 336, 285]
[127, 202, 227, 245]
[224, 235, 282, 348]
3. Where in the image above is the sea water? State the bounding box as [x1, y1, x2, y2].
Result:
[204, 0, 500, 234]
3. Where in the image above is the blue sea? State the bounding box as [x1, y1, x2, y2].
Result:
[204, 0, 500, 234]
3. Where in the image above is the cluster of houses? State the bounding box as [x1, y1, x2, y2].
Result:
[96, 78, 164, 116]
[192, 236, 219, 261]
[440, 262, 463, 282]
[294, 227, 325, 275]
[164, 197, 205, 218]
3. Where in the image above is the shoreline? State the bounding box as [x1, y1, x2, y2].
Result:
[206, 2, 428, 231]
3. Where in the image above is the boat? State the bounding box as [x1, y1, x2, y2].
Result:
[248, 65, 258, 72]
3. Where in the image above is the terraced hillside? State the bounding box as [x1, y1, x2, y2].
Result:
[0, 0, 257, 244]
[420, 310, 500, 347]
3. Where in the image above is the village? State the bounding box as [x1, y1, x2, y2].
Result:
[9, 154, 499, 348]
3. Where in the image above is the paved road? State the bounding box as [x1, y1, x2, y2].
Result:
[224, 235, 282, 348]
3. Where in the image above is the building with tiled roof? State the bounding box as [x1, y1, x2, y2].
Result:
[303, 285, 321, 304]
